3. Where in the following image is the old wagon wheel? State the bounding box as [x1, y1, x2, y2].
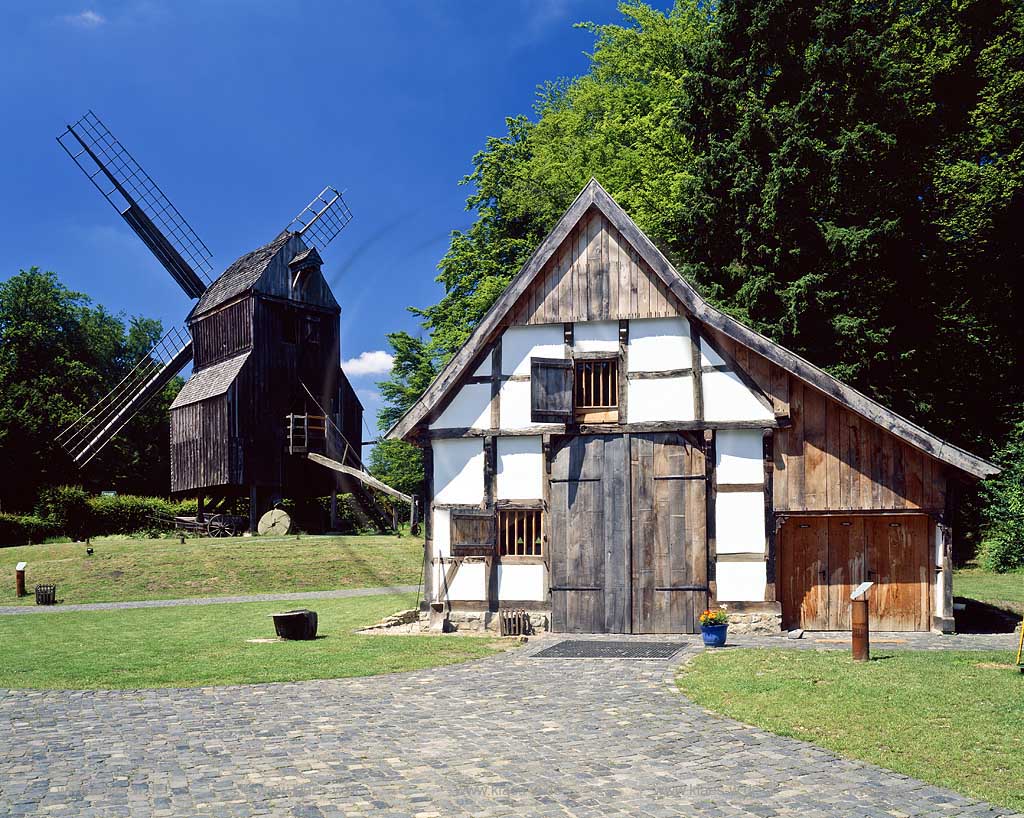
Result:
[258, 509, 291, 537]
[207, 514, 235, 537]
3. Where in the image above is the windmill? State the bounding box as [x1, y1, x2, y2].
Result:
[55, 111, 409, 532]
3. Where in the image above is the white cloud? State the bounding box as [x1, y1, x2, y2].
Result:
[356, 389, 381, 404]
[62, 9, 106, 27]
[342, 350, 394, 377]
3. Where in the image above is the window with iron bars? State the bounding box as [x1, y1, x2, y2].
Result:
[574, 358, 618, 422]
[497, 508, 543, 558]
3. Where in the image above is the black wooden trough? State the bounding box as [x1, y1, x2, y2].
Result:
[270, 609, 318, 640]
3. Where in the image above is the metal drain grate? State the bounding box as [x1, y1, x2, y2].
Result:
[534, 640, 685, 659]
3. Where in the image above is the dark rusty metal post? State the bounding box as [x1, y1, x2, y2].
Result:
[15, 562, 26, 597]
[851, 597, 870, 661]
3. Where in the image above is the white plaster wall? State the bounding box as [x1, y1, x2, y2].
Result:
[703, 370, 774, 421]
[627, 376, 695, 423]
[501, 324, 564, 375]
[446, 561, 487, 600]
[498, 563, 546, 601]
[700, 340, 726, 368]
[715, 561, 767, 602]
[716, 430, 765, 484]
[472, 356, 490, 378]
[433, 508, 451, 557]
[429, 383, 491, 430]
[628, 317, 691, 372]
[496, 436, 543, 500]
[431, 508, 486, 600]
[499, 379, 560, 430]
[432, 438, 485, 504]
[431, 508, 450, 598]
[574, 320, 619, 353]
[715, 491, 766, 554]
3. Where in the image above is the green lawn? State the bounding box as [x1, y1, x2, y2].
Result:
[0, 593, 501, 689]
[2, 533, 422, 606]
[678, 649, 1024, 811]
[955, 565, 1024, 607]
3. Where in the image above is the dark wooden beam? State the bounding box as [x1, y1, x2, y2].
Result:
[690, 320, 704, 422]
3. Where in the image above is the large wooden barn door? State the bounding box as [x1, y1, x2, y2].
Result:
[549, 435, 629, 633]
[780, 515, 930, 631]
[630, 433, 707, 633]
[826, 516, 866, 630]
[779, 519, 828, 630]
[866, 516, 929, 631]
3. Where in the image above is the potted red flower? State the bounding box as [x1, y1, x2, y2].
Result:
[699, 608, 729, 647]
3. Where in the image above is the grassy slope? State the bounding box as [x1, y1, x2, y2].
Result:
[2, 534, 422, 605]
[0, 593, 501, 689]
[955, 566, 1024, 606]
[678, 649, 1024, 811]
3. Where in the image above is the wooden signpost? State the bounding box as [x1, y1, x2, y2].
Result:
[851, 581, 874, 661]
[15, 562, 27, 598]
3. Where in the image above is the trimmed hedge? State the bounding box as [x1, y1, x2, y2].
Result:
[0, 513, 61, 546]
[2, 485, 379, 545]
[89, 495, 197, 537]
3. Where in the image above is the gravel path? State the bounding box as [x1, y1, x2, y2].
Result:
[0, 585, 419, 616]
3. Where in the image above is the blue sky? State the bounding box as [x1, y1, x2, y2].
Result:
[0, 1, 633, 436]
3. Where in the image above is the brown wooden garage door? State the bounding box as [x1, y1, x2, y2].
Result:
[548, 433, 707, 634]
[779, 515, 930, 631]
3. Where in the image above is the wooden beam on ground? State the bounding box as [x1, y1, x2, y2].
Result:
[306, 453, 413, 504]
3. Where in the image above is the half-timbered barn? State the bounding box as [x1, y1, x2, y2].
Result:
[387, 180, 998, 634]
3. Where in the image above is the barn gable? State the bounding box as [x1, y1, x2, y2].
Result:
[388, 179, 996, 482]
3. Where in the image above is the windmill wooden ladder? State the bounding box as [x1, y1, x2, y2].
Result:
[286, 383, 414, 532]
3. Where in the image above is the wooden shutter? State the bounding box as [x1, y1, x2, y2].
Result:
[450, 510, 495, 557]
[531, 357, 574, 423]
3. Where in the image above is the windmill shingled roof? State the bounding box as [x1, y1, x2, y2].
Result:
[193, 232, 292, 316]
[169, 351, 251, 409]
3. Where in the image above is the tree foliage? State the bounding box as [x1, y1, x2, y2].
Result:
[978, 416, 1024, 572]
[0, 269, 180, 511]
[379, 0, 1023, 529]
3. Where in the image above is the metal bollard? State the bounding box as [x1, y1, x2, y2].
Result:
[851, 581, 874, 662]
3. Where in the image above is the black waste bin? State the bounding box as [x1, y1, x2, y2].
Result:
[270, 609, 318, 640]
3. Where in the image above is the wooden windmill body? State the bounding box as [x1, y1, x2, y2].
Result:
[56, 112, 399, 531]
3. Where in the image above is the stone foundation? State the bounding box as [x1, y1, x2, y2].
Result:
[444, 609, 549, 634]
[724, 610, 783, 635]
[358, 608, 549, 636]
[361, 606, 782, 636]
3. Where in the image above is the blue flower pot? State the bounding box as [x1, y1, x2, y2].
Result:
[701, 623, 728, 647]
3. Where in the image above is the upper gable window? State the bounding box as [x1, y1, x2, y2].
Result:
[574, 358, 618, 423]
[530, 355, 620, 424]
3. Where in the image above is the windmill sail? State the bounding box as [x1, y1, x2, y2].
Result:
[286, 186, 353, 252]
[57, 327, 193, 466]
[57, 111, 214, 299]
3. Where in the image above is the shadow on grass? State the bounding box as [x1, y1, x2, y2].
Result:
[954, 596, 1023, 634]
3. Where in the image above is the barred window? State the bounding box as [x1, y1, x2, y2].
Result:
[497, 508, 543, 557]
[575, 358, 618, 421]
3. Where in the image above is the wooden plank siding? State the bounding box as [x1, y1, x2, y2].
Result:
[510, 208, 678, 325]
[170, 394, 236, 492]
[701, 326, 947, 513]
[191, 297, 254, 369]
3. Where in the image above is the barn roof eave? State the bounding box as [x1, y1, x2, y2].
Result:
[385, 179, 999, 481]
